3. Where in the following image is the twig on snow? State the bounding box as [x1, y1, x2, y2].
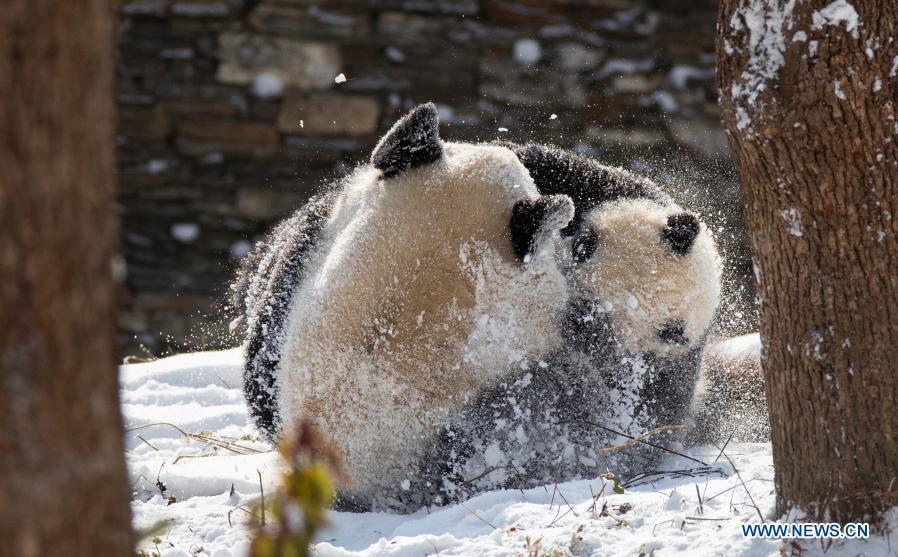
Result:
[715, 442, 764, 523]
[565, 419, 708, 467]
[257, 469, 265, 527]
[460, 502, 497, 530]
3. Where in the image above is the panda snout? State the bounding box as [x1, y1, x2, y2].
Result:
[657, 319, 689, 346]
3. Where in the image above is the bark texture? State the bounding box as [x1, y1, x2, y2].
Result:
[717, 0, 898, 522]
[0, 1, 134, 554]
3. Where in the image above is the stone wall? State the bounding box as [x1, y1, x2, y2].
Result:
[116, 0, 755, 357]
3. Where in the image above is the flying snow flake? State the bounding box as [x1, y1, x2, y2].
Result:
[230, 240, 251, 259]
[334, 73, 347, 84]
[171, 222, 201, 243]
[251, 72, 284, 98]
[146, 159, 170, 174]
[647, 90, 678, 112]
[513, 38, 542, 65]
[498, 127, 509, 132]
[436, 105, 456, 123]
[811, 0, 861, 38]
[668, 64, 715, 90]
[549, 113, 558, 120]
[385, 46, 406, 63]
[201, 152, 223, 164]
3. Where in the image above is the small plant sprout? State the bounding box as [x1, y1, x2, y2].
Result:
[249, 421, 344, 557]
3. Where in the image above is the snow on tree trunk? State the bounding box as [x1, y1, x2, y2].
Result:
[717, 0, 898, 523]
[0, 1, 134, 554]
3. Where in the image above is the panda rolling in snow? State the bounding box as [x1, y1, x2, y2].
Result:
[234, 104, 576, 510]
[421, 196, 721, 500]
[234, 104, 722, 511]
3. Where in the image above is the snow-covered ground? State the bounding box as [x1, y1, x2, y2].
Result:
[123, 349, 895, 557]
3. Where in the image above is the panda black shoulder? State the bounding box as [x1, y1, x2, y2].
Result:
[497, 141, 672, 234]
[238, 190, 339, 440]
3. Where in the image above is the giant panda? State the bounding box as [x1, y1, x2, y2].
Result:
[233, 109, 723, 511]
[233, 104, 577, 511]
[406, 150, 723, 503]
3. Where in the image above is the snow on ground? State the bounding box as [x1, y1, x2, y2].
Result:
[123, 349, 895, 557]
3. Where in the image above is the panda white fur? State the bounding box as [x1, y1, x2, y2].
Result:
[234, 104, 576, 510]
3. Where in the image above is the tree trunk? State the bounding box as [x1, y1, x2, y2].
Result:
[0, 1, 134, 555]
[717, 0, 898, 523]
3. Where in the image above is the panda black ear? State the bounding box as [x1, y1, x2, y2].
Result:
[510, 195, 575, 262]
[371, 103, 443, 178]
[662, 212, 700, 255]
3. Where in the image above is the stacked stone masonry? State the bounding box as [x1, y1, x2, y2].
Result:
[116, 0, 753, 357]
